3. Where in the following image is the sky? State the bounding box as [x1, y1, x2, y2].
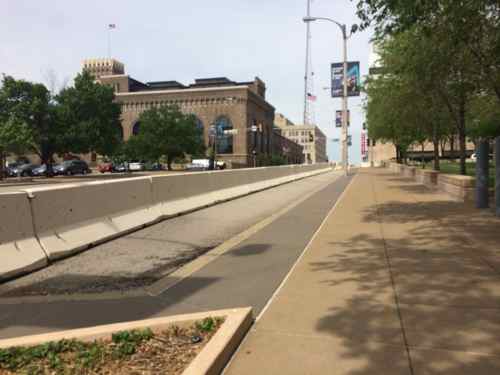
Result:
[1, 0, 374, 164]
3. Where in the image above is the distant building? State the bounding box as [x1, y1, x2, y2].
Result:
[272, 128, 304, 164]
[274, 113, 328, 164]
[83, 58, 276, 168]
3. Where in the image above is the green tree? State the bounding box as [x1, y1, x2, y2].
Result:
[354, 0, 500, 101]
[0, 73, 123, 176]
[125, 105, 205, 170]
[0, 75, 58, 175]
[56, 71, 122, 157]
[0, 117, 33, 178]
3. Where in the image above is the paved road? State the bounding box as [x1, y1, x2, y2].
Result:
[0, 173, 351, 339]
[0, 171, 338, 296]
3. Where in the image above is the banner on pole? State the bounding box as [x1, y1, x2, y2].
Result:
[361, 132, 367, 156]
[335, 110, 350, 128]
[331, 61, 361, 98]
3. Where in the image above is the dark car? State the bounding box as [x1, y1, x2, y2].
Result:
[54, 160, 91, 176]
[145, 162, 164, 171]
[9, 163, 40, 177]
[112, 163, 128, 173]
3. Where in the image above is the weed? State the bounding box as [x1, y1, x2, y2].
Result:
[196, 317, 216, 332]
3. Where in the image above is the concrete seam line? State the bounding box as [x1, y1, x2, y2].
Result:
[254, 174, 356, 322]
[26, 191, 50, 261]
[144, 171, 340, 296]
[370, 172, 415, 375]
[222, 174, 356, 375]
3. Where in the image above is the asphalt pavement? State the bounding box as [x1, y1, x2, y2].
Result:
[0, 171, 339, 296]
[0, 172, 351, 339]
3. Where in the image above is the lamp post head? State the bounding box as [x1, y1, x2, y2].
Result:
[303, 16, 317, 23]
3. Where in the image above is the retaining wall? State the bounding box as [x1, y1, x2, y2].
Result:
[0, 164, 331, 280]
[386, 162, 475, 202]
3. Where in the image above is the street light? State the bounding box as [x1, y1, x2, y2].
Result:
[303, 16, 352, 175]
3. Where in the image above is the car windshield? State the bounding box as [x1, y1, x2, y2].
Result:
[62, 161, 74, 166]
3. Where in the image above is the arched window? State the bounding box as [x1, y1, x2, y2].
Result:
[132, 121, 141, 136]
[195, 118, 204, 141]
[215, 116, 233, 154]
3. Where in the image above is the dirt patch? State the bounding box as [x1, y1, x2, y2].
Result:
[0, 317, 224, 374]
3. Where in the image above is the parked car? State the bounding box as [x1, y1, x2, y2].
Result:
[145, 162, 164, 171]
[32, 164, 47, 177]
[128, 160, 145, 171]
[54, 160, 91, 176]
[112, 163, 128, 173]
[98, 162, 114, 173]
[9, 163, 40, 177]
[186, 159, 226, 171]
[186, 159, 209, 171]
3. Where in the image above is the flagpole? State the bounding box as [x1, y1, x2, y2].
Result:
[107, 25, 111, 59]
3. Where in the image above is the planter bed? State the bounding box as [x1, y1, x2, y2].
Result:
[0, 308, 252, 375]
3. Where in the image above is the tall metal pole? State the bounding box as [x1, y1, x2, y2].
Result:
[107, 27, 111, 59]
[475, 140, 489, 208]
[341, 26, 349, 175]
[303, 0, 311, 126]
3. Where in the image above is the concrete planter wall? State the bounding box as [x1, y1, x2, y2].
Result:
[0, 308, 253, 375]
[386, 163, 475, 202]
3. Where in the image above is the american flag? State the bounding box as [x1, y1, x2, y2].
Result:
[108, 24, 116, 29]
[307, 92, 317, 102]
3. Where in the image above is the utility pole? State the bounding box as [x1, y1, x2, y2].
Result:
[341, 25, 349, 175]
[303, 0, 312, 126]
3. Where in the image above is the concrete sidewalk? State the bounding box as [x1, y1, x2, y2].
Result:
[225, 168, 500, 375]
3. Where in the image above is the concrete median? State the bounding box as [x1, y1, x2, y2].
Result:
[1, 164, 331, 280]
[26, 177, 157, 260]
[0, 192, 48, 281]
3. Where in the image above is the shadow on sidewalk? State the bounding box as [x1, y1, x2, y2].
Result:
[310, 189, 500, 373]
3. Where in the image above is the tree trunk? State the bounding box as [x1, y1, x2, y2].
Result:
[458, 100, 467, 175]
[0, 150, 5, 180]
[167, 155, 172, 171]
[433, 140, 440, 171]
[432, 123, 440, 171]
[395, 145, 401, 163]
[41, 148, 54, 178]
[421, 143, 425, 168]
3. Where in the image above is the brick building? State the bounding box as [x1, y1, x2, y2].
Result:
[272, 129, 304, 164]
[83, 58, 278, 168]
[274, 113, 328, 164]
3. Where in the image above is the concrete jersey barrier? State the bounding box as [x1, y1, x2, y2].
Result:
[1, 164, 332, 280]
[26, 177, 157, 260]
[0, 192, 48, 280]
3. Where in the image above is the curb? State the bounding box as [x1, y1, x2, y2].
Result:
[0, 307, 253, 375]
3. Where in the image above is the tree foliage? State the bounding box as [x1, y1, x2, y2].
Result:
[125, 105, 204, 170]
[0, 72, 122, 176]
[357, 0, 499, 174]
[56, 71, 122, 156]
